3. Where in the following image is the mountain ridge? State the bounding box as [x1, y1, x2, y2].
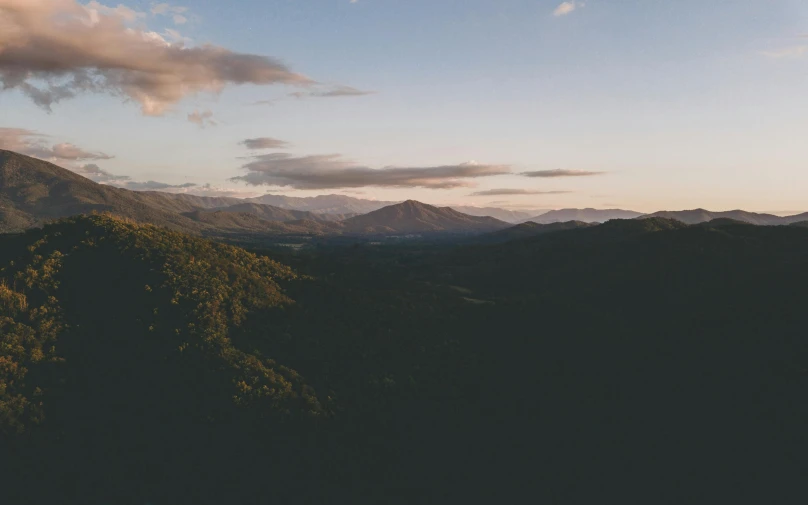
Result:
[342, 200, 510, 234]
[528, 208, 644, 223]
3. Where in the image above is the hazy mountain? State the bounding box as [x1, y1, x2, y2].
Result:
[449, 206, 534, 223]
[640, 209, 785, 225]
[342, 200, 509, 234]
[212, 202, 352, 222]
[182, 209, 344, 235]
[135, 192, 243, 212]
[698, 218, 752, 228]
[245, 194, 399, 215]
[528, 208, 643, 223]
[0, 149, 206, 233]
[780, 212, 808, 224]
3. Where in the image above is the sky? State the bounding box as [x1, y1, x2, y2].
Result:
[1, 0, 807, 213]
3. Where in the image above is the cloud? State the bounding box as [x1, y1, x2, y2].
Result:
[74, 163, 129, 183]
[117, 180, 197, 191]
[77, 167, 239, 195]
[162, 28, 192, 44]
[150, 182, 264, 198]
[0, 0, 312, 115]
[187, 110, 216, 128]
[240, 137, 289, 149]
[0, 127, 113, 161]
[86, 1, 146, 22]
[758, 46, 807, 59]
[251, 99, 276, 106]
[469, 189, 571, 196]
[150, 2, 188, 24]
[232, 154, 511, 189]
[553, 1, 578, 17]
[290, 85, 375, 99]
[522, 169, 604, 178]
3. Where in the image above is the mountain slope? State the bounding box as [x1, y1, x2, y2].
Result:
[0, 214, 326, 502]
[480, 220, 593, 243]
[342, 200, 510, 234]
[449, 206, 533, 223]
[640, 208, 785, 225]
[182, 209, 344, 235]
[245, 194, 398, 215]
[0, 150, 206, 233]
[529, 208, 643, 223]
[215, 202, 351, 222]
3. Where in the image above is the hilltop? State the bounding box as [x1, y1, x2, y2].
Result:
[341, 200, 510, 234]
[641, 208, 808, 225]
[528, 208, 643, 223]
[479, 220, 593, 243]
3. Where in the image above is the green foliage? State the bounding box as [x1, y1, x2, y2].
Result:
[0, 214, 323, 441]
[3, 214, 808, 504]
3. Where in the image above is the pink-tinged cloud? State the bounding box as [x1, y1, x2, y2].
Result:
[469, 189, 571, 196]
[0, 127, 112, 160]
[232, 153, 511, 189]
[240, 137, 290, 149]
[187, 109, 216, 128]
[522, 169, 605, 178]
[0, 0, 312, 115]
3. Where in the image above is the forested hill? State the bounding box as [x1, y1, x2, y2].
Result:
[0, 215, 330, 503]
[4, 214, 808, 504]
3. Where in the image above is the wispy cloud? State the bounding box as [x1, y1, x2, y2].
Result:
[290, 85, 375, 99]
[75, 163, 129, 183]
[232, 154, 510, 189]
[118, 180, 197, 191]
[0, 128, 112, 161]
[758, 46, 807, 59]
[0, 0, 312, 115]
[469, 189, 571, 196]
[522, 169, 604, 178]
[553, 1, 579, 17]
[156, 183, 264, 198]
[240, 137, 290, 149]
[85, 1, 146, 22]
[187, 110, 217, 128]
[150, 2, 189, 25]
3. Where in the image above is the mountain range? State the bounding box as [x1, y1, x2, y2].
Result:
[3, 150, 808, 237]
[0, 151, 513, 236]
[4, 168, 808, 503]
[640, 208, 808, 225]
[527, 208, 645, 223]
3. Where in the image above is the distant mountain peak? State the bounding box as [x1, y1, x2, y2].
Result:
[342, 200, 509, 235]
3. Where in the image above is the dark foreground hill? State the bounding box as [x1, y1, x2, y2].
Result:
[0, 215, 330, 504]
[3, 215, 808, 503]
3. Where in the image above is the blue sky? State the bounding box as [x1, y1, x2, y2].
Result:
[1, 0, 807, 212]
